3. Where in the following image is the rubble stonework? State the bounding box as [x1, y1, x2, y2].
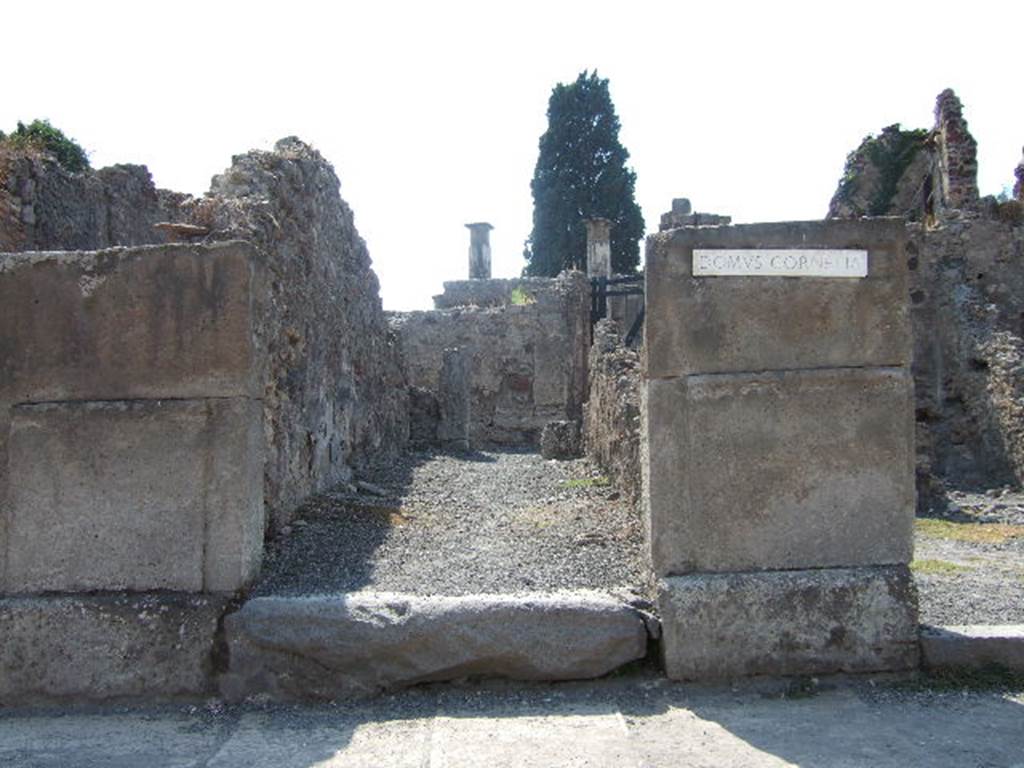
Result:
[658, 198, 731, 231]
[0, 145, 186, 253]
[390, 272, 589, 446]
[935, 89, 980, 212]
[908, 218, 1024, 493]
[583, 320, 642, 501]
[175, 139, 409, 528]
[540, 420, 582, 460]
[826, 91, 1024, 495]
[826, 89, 981, 220]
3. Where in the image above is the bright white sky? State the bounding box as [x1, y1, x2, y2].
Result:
[4, 1, 1020, 309]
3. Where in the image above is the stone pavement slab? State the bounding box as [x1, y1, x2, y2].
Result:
[2, 677, 1022, 768]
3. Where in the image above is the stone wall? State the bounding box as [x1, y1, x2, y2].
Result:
[826, 89, 1024, 496]
[0, 138, 408, 532]
[826, 89, 980, 221]
[644, 219, 918, 680]
[0, 242, 266, 594]
[171, 138, 408, 529]
[583, 320, 641, 501]
[0, 145, 186, 253]
[390, 272, 589, 446]
[909, 215, 1024, 495]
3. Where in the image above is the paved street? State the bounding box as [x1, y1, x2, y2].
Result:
[3, 675, 1022, 767]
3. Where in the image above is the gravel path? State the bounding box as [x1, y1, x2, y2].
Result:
[915, 488, 1024, 626]
[253, 448, 652, 601]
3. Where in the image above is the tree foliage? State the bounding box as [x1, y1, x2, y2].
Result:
[1, 119, 90, 172]
[523, 71, 644, 276]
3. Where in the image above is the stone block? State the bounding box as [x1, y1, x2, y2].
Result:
[540, 420, 582, 460]
[659, 567, 919, 680]
[0, 593, 227, 704]
[0, 241, 263, 403]
[645, 219, 910, 378]
[221, 591, 649, 700]
[921, 625, 1024, 672]
[438, 347, 471, 451]
[644, 367, 915, 575]
[4, 397, 263, 593]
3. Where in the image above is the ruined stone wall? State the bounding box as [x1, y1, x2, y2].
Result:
[909, 214, 1024, 495]
[583, 320, 641, 501]
[433, 276, 566, 309]
[826, 89, 1024, 496]
[0, 146, 186, 253]
[0, 138, 408, 532]
[167, 138, 408, 529]
[827, 89, 981, 221]
[0, 242, 266, 594]
[390, 272, 589, 446]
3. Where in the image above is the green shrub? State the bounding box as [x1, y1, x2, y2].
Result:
[1, 119, 90, 172]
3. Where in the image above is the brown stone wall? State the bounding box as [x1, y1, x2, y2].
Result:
[171, 138, 409, 529]
[909, 216, 1024, 495]
[1, 139, 408, 533]
[391, 272, 589, 446]
[0, 242, 266, 593]
[583, 320, 641, 501]
[0, 146, 185, 253]
[934, 89, 980, 213]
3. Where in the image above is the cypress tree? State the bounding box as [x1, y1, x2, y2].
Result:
[524, 71, 644, 276]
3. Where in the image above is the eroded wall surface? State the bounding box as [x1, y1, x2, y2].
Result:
[0, 138, 408, 532]
[583, 319, 641, 501]
[173, 138, 409, 528]
[391, 273, 589, 446]
[0, 242, 265, 594]
[644, 219, 919, 680]
[825, 88, 1024, 496]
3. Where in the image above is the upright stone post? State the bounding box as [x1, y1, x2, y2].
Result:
[438, 347, 471, 452]
[465, 223, 493, 280]
[585, 218, 612, 278]
[644, 219, 918, 680]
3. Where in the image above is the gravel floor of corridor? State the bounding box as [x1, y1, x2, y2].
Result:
[253, 448, 652, 601]
[915, 487, 1024, 626]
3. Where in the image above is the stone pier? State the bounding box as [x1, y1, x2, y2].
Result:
[465, 222, 493, 279]
[585, 218, 612, 278]
[438, 347, 471, 451]
[644, 219, 919, 680]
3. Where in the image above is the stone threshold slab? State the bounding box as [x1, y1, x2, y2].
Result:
[921, 624, 1024, 672]
[220, 590, 653, 701]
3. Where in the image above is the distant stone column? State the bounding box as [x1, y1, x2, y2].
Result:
[585, 218, 613, 278]
[438, 347, 471, 451]
[465, 223, 494, 280]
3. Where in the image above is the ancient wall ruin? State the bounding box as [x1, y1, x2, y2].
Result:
[828, 89, 1024, 498]
[644, 219, 918, 679]
[1, 138, 408, 534]
[391, 273, 589, 446]
[583, 319, 642, 501]
[0, 242, 265, 594]
[0, 146, 187, 253]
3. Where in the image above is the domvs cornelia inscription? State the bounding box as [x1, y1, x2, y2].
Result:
[693, 249, 868, 277]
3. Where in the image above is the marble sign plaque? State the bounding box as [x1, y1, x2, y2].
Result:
[693, 249, 868, 277]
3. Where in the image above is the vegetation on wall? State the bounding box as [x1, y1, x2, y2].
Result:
[523, 71, 644, 277]
[0, 119, 90, 172]
[835, 124, 928, 216]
